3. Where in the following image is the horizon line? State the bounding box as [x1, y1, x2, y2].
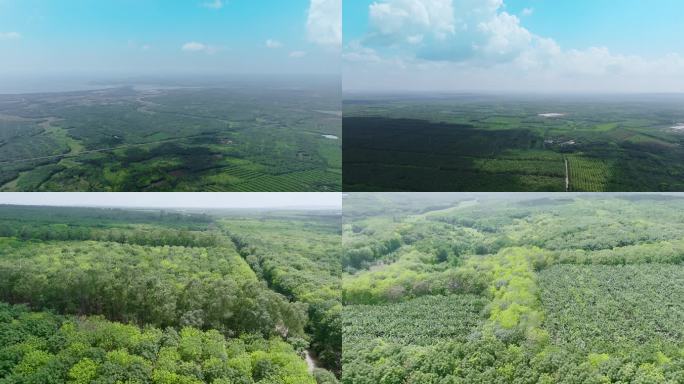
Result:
[0, 203, 341, 211]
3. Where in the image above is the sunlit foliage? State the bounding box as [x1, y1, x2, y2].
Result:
[342, 194, 684, 383]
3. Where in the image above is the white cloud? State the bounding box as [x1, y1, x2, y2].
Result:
[182, 42, 219, 54]
[366, 0, 531, 62]
[477, 12, 531, 59]
[343, 41, 382, 63]
[289, 51, 307, 58]
[369, 0, 455, 41]
[307, 0, 341, 48]
[521, 7, 534, 16]
[0, 32, 21, 40]
[344, 0, 684, 92]
[182, 42, 206, 52]
[201, 0, 223, 9]
[266, 39, 283, 49]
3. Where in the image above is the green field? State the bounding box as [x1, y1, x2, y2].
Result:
[342, 193, 684, 383]
[343, 95, 684, 191]
[0, 78, 341, 191]
[0, 205, 341, 384]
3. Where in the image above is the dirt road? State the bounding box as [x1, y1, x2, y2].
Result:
[564, 157, 569, 192]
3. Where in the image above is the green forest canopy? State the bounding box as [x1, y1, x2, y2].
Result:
[0, 205, 340, 384]
[342, 193, 684, 384]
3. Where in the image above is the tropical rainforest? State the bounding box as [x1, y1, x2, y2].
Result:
[0, 77, 341, 192]
[0, 204, 341, 384]
[342, 193, 684, 383]
[343, 95, 684, 192]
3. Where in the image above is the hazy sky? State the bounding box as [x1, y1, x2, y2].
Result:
[0, 193, 342, 209]
[344, 0, 684, 93]
[0, 0, 341, 77]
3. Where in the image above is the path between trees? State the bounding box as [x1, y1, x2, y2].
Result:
[305, 350, 319, 373]
[564, 157, 569, 192]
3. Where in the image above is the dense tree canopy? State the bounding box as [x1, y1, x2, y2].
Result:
[342, 194, 684, 384]
[0, 303, 315, 384]
[0, 241, 306, 339]
[0, 206, 339, 383]
[223, 215, 342, 374]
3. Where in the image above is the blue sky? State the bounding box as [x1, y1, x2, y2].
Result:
[504, 0, 684, 57]
[0, 0, 341, 76]
[343, 0, 684, 93]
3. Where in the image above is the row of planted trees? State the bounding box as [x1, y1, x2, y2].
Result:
[0, 223, 223, 248]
